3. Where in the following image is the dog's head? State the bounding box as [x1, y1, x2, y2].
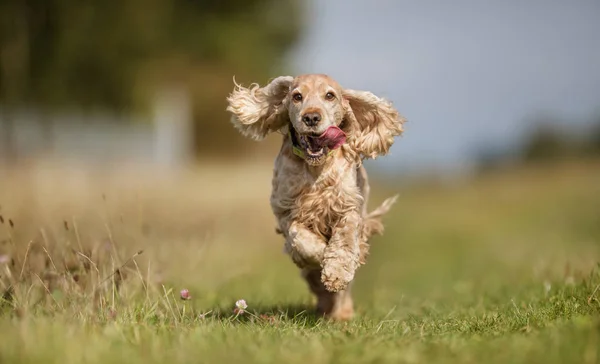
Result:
[226, 74, 405, 165]
[286, 74, 347, 165]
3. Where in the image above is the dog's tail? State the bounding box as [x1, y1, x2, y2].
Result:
[363, 194, 398, 238]
[358, 194, 398, 264]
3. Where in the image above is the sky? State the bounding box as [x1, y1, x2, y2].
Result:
[288, 0, 600, 175]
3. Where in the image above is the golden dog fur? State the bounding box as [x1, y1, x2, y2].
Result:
[226, 74, 405, 320]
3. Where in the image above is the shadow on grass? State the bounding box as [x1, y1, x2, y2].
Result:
[208, 303, 325, 325]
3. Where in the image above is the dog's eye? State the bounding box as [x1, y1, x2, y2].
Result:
[325, 92, 336, 100]
[293, 93, 303, 102]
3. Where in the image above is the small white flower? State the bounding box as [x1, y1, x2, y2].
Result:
[234, 299, 248, 314]
[236, 299, 247, 310]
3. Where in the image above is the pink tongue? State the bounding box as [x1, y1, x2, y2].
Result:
[317, 126, 346, 150]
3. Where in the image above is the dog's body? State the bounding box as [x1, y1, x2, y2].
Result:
[227, 74, 405, 320]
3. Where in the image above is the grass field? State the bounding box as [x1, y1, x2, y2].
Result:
[0, 159, 599, 363]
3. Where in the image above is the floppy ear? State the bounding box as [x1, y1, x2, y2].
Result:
[226, 76, 293, 140]
[343, 89, 406, 159]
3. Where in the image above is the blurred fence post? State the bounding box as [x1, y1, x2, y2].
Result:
[152, 87, 193, 167]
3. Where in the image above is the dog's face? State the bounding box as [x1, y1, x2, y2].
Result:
[227, 73, 405, 164]
[287, 74, 345, 135]
[286, 74, 347, 165]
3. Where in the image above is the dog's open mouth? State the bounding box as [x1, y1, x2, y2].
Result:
[297, 134, 328, 158]
[293, 126, 347, 165]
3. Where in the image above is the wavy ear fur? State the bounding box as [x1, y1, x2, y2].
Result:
[343, 89, 406, 159]
[226, 76, 293, 140]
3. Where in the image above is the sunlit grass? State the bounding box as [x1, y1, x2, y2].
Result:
[0, 159, 598, 363]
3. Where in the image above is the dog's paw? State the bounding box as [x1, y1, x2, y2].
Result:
[321, 263, 354, 292]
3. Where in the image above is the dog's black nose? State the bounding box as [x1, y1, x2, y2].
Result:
[302, 112, 321, 127]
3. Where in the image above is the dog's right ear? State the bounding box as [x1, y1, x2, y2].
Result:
[226, 76, 293, 140]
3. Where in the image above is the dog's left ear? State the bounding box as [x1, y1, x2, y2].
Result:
[342, 89, 406, 159]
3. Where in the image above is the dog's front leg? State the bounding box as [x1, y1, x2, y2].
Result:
[321, 211, 361, 292]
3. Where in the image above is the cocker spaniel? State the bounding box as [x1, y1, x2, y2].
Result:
[226, 74, 405, 320]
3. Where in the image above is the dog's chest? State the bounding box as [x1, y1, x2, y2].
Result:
[270, 157, 360, 237]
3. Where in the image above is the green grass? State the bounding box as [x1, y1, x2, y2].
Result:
[0, 160, 599, 363]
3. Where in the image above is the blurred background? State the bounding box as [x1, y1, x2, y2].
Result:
[0, 0, 599, 320]
[1, 0, 599, 176]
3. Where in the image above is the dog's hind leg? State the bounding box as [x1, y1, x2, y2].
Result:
[357, 165, 370, 217]
[302, 268, 354, 321]
[357, 165, 398, 263]
[356, 165, 371, 262]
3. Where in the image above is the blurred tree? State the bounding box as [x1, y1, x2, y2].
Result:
[521, 124, 570, 163]
[0, 0, 303, 158]
[590, 117, 600, 155]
